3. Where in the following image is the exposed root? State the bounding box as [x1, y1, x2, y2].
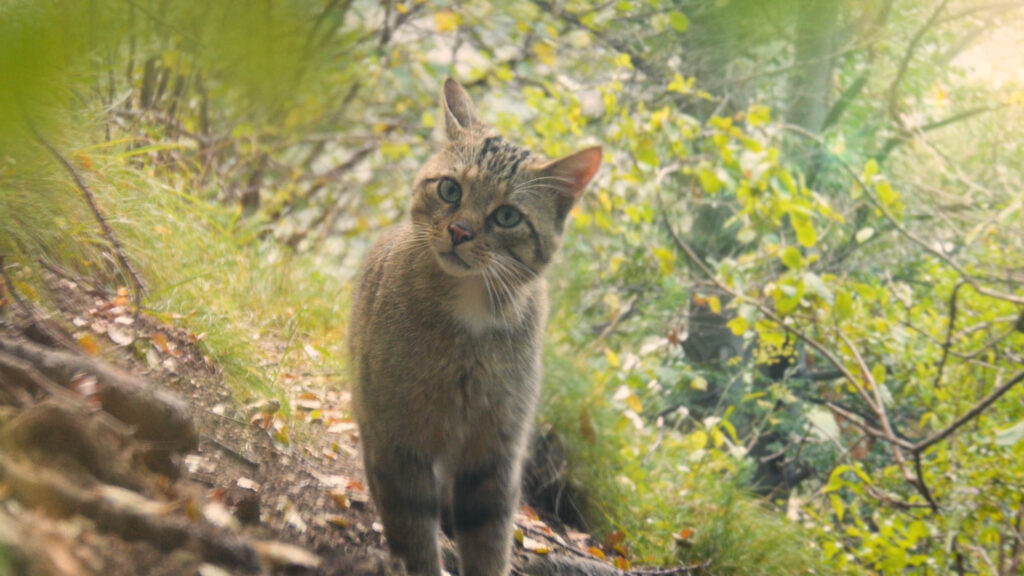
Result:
[0, 451, 261, 570]
[0, 337, 197, 452]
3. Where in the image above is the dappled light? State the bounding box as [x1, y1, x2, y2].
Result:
[1, 1, 1023, 575]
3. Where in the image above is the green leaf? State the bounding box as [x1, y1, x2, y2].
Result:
[830, 493, 845, 522]
[636, 139, 658, 167]
[995, 420, 1024, 447]
[781, 247, 803, 270]
[863, 158, 879, 179]
[699, 168, 723, 193]
[726, 317, 748, 336]
[668, 11, 689, 32]
[791, 215, 817, 247]
[651, 246, 675, 274]
[835, 289, 853, 320]
[875, 180, 899, 206]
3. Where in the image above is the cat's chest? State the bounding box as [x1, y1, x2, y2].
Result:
[449, 277, 507, 334]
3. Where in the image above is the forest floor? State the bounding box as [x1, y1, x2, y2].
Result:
[0, 268, 615, 575]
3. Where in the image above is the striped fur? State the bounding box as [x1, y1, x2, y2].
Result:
[349, 78, 600, 576]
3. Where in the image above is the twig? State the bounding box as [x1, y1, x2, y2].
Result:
[886, 0, 952, 128]
[913, 369, 1024, 454]
[0, 255, 30, 313]
[202, 434, 259, 469]
[27, 124, 148, 312]
[933, 281, 964, 388]
[913, 452, 940, 513]
[784, 123, 1024, 305]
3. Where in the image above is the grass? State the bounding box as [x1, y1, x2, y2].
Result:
[538, 348, 838, 574]
[0, 124, 352, 406]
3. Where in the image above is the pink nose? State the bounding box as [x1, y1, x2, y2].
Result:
[449, 223, 474, 246]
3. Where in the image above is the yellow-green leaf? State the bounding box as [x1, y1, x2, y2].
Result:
[668, 10, 689, 31]
[625, 393, 643, 413]
[781, 247, 803, 269]
[727, 317, 749, 336]
[747, 104, 771, 127]
[434, 11, 461, 32]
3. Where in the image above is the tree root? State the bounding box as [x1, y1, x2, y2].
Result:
[0, 337, 196, 452]
[0, 450, 262, 570]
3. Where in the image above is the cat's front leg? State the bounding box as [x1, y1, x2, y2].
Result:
[364, 444, 443, 576]
[452, 455, 522, 576]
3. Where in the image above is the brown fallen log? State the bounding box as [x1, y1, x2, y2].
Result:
[0, 337, 197, 452]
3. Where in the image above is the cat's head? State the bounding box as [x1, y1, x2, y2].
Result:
[410, 78, 601, 283]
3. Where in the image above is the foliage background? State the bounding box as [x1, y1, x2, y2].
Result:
[2, 0, 1023, 573]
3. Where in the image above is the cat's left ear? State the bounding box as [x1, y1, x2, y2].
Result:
[540, 146, 602, 221]
[441, 77, 480, 141]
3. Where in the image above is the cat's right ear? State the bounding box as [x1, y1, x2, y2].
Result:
[441, 77, 480, 141]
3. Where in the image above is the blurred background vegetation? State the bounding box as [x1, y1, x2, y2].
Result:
[2, 0, 1024, 573]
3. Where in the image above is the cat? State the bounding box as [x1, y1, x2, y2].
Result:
[348, 78, 600, 576]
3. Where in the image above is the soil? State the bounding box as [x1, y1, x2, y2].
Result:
[0, 269, 615, 576]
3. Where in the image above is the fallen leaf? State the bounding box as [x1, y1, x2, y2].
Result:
[520, 504, 540, 521]
[151, 332, 170, 352]
[325, 514, 349, 528]
[604, 530, 625, 549]
[329, 490, 350, 510]
[70, 373, 99, 400]
[203, 501, 240, 529]
[78, 334, 100, 356]
[107, 325, 134, 346]
[284, 507, 308, 533]
[327, 420, 358, 434]
[236, 477, 260, 491]
[113, 286, 130, 307]
[253, 541, 321, 569]
[521, 536, 550, 554]
[588, 546, 606, 560]
[294, 397, 322, 411]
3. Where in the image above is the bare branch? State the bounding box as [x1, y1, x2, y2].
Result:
[913, 369, 1024, 454]
[934, 281, 965, 389]
[28, 124, 148, 310]
[887, 0, 952, 128]
[784, 123, 1024, 305]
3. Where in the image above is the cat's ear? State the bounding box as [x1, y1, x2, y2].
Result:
[441, 77, 480, 141]
[539, 146, 602, 221]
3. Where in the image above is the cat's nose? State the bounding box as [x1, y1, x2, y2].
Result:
[448, 222, 474, 246]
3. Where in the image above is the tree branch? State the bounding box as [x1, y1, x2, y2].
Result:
[28, 124, 148, 310]
[887, 0, 952, 128]
[913, 369, 1024, 454]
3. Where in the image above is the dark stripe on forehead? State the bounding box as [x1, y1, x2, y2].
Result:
[477, 136, 503, 166]
[507, 149, 531, 178]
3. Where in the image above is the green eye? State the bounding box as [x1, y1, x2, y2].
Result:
[438, 178, 461, 204]
[492, 206, 522, 228]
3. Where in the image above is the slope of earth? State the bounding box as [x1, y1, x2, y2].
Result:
[0, 268, 635, 576]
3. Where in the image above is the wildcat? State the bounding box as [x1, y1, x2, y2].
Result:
[348, 78, 600, 576]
